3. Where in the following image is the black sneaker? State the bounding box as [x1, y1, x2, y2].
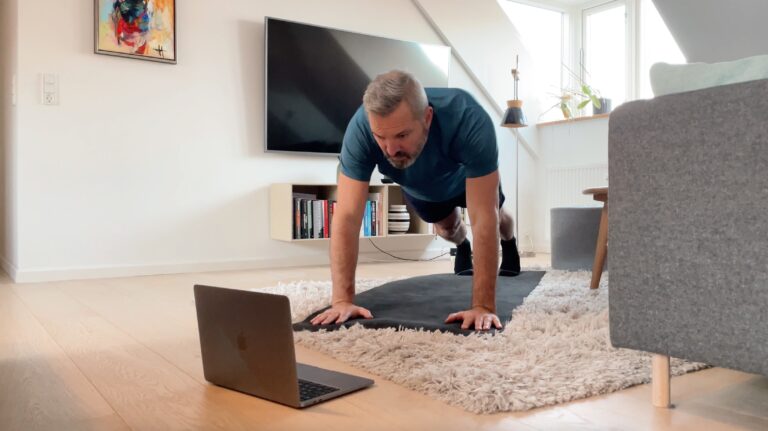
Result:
[454, 239, 473, 276]
[499, 238, 521, 276]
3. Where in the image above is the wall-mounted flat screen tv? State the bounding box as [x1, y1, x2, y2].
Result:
[265, 17, 451, 155]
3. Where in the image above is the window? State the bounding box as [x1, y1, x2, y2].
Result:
[501, 0, 683, 116]
[638, 0, 685, 98]
[499, 0, 566, 122]
[582, 1, 627, 108]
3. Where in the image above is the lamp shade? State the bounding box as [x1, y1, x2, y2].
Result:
[501, 99, 527, 128]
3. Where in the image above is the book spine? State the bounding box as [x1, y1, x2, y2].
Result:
[377, 194, 383, 237]
[294, 198, 300, 239]
[364, 201, 371, 237]
[323, 200, 329, 238]
[307, 199, 315, 238]
[371, 201, 377, 236]
[312, 200, 323, 239]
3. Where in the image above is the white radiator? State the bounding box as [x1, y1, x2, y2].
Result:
[545, 164, 608, 241]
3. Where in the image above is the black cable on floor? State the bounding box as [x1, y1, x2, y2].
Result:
[367, 238, 450, 262]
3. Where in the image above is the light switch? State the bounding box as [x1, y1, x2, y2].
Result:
[41, 73, 59, 105]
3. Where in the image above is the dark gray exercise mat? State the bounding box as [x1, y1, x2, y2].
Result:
[293, 271, 546, 335]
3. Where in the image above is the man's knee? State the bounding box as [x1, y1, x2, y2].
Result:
[436, 222, 460, 238]
[499, 207, 511, 222]
[434, 210, 463, 238]
[499, 207, 515, 239]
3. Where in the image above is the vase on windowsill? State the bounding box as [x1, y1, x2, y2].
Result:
[593, 97, 612, 115]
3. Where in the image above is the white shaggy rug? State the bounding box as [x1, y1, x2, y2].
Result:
[256, 270, 707, 414]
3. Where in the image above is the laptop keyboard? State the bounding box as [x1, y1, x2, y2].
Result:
[298, 379, 339, 401]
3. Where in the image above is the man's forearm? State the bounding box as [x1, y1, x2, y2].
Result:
[330, 214, 360, 304]
[470, 212, 499, 312]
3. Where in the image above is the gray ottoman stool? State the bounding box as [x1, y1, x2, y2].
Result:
[551, 207, 606, 270]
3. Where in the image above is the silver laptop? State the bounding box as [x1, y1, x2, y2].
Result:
[193, 284, 374, 408]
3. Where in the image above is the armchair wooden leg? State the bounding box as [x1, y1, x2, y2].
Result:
[652, 354, 671, 408]
[590, 203, 608, 289]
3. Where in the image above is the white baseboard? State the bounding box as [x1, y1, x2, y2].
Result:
[8, 248, 453, 283]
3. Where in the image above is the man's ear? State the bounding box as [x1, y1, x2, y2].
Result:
[424, 106, 434, 127]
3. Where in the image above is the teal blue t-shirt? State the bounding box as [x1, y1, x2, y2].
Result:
[339, 88, 499, 202]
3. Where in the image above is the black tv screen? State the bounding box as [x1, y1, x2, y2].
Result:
[265, 18, 451, 155]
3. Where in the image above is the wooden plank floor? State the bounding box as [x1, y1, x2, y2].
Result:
[1, 257, 767, 431]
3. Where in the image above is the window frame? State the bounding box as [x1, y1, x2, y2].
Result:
[507, 0, 669, 107]
[578, 0, 637, 106]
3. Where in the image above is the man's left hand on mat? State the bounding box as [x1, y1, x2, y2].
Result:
[444, 306, 502, 331]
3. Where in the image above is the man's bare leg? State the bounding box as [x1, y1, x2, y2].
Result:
[433, 206, 519, 275]
[499, 207, 514, 241]
[433, 208, 466, 244]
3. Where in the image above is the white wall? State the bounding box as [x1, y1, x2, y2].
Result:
[0, 0, 19, 273]
[6, 0, 530, 282]
[653, 0, 768, 63]
[533, 117, 608, 252]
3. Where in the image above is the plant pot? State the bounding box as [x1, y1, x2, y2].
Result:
[593, 98, 612, 115]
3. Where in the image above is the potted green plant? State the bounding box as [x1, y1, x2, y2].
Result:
[540, 91, 575, 120]
[563, 63, 612, 116]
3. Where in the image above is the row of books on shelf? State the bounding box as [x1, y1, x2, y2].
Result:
[292, 192, 384, 239]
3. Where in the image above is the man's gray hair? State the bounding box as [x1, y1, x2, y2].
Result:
[363, 70, 428, 118]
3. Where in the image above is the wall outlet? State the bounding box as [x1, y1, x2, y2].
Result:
[41, 73, 59, 105]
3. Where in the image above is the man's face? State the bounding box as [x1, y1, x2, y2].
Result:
[368, 101, 433, 169]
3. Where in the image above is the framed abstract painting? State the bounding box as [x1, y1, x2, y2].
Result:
[94, 0, 177, 64]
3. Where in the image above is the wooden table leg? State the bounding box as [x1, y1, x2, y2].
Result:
[652, 354, 671, 408]
[590, 202, 608, 289]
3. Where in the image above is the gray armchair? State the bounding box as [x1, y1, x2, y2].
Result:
[608, 78, 768, 407]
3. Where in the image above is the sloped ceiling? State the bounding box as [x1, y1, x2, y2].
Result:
[653, 0, 768, 63]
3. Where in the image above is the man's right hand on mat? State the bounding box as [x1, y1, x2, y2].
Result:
[310, 301, 374, 325]
[444, 306, 502, 331]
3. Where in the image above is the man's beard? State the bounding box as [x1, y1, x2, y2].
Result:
[386, 127, 428, 169]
